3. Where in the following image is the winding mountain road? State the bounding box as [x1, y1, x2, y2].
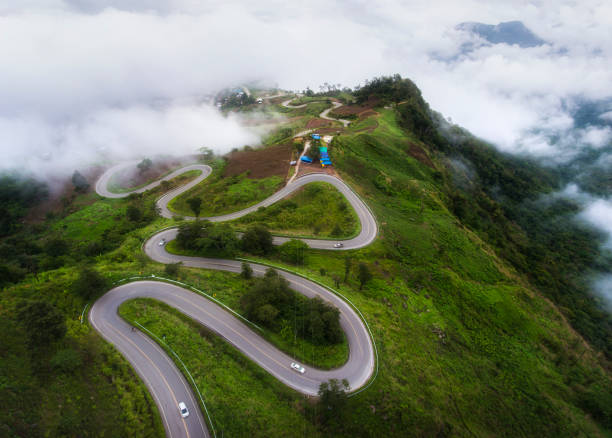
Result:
[91, 100, 376, 438]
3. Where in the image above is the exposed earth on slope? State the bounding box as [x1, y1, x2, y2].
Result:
[223, 143, 293, 179]
[329, 98, 381, 117]
[306, 118, 334, 129]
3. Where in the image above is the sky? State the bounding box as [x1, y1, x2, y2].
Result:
[0, 1, 611, 292]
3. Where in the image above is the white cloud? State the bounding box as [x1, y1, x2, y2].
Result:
[0, 103, 258, 178]
[579, 126, 612, 148]
[0, 0, 611, 176]
[580, 198, 612, 248]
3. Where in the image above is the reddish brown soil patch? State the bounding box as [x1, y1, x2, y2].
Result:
[306, 118, 333, 129]
[406, 142, 435, 168]
[224, 144, 293, 180]
[313, 127, 344, 135]
[358, 109, 378, 119]
[296, 161, 338, 178]
[269, 96, 288, 105]
[330, 97, 381, 116]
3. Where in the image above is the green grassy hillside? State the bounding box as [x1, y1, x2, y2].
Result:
[234, 181, 359, 238]
[0, 77, 610, 437]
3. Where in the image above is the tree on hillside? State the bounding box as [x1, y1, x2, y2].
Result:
[343, 256, 352, 283]
[175, 220, 239, 255]
[199, 147, 214, 162]
[241, 269, 342, 344]
[357, 263, 372, 290]
[241, 268, 291, 330]
[241, 225, 273, 255]
[318, 379, 350, 426]
[137, 158, 152, 173]
[240, 262, 253, 279]
[164, 262, 181, 278]
[17, 300, 66, 347]
[330, 224, 343, 237]
[71, 170, 89, 192]
[71, 266, 107, 299]
[332, 274, 341, 289]
[187, 197, 202, 219]
[353, 74, 422, 104]
[45, 238, 69, 257]
[308, 144, 321, 162]
[278, 239, 308, 265]
[126, 205, 142, 222]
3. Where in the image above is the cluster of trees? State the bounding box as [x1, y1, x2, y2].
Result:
[221, 92, 255, 109]
[0, 188, 158, 288]
[241, 268, 343, 345]
[175, 221, 275, 257]
[175, 221, 240, 256]
[354, 74, 422, 104]
[137, 158, 152, 173]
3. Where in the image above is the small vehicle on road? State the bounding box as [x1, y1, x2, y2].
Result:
[158, 238, 166, 246]
[333, 243, 343, 248]
[290, 362, 305, 374]
[178, 402, 189, 418]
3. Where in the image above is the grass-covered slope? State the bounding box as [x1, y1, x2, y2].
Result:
[310, 106, 612, 436]
[234, 181, 359, 238]
[168, 160, 284, 217]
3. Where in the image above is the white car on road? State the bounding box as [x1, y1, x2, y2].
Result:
[290, 362, 305, 374]
[158, 238, 166, 246]
[333, 243, 343, 248]
[178, 402, 189, 418]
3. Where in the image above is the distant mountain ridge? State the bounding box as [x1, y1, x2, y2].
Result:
[457, 20, 546, 48]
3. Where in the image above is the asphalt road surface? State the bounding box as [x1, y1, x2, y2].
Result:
[320, 101, 352, 127]
[93, 143, 377, 437]
[90, 283, 210, 438]
[155, 172, 377, 250]
[96, 162, 211, 199]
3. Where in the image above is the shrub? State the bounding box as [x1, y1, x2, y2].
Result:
[241, 225, 273, 255]
[240, 262, 253, 279]
[72, 267, 107, 299]
[357, 263, 372, 290]
[330, 224, 344, 237]
[51, 348, 83, 374]
[126, 205, 142, 222]
[137, 158, 152, 173]
[71, 170, 89, 192]
[17, 300, 66, 347]
[164, 262, 182, 277]
[277, 239, 308, 265]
